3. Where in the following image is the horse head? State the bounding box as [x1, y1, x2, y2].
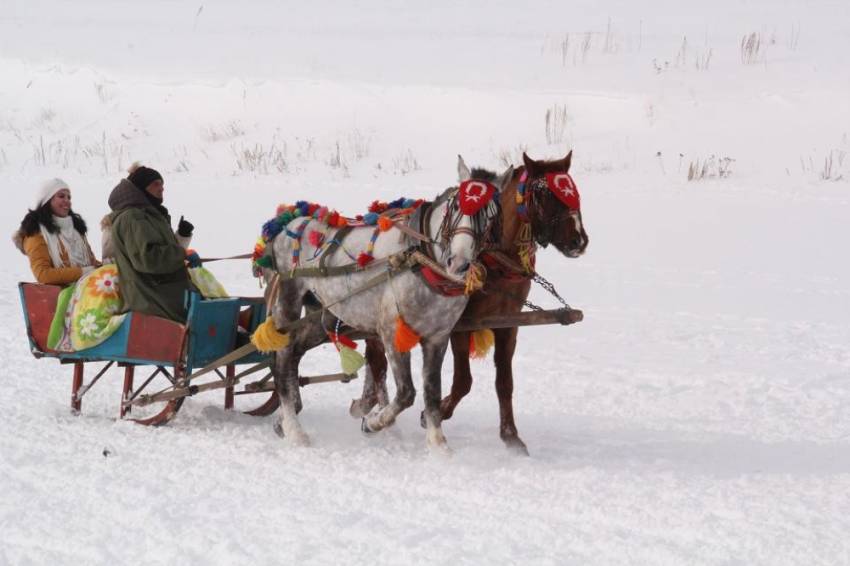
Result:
[520, 150, 588, 258]
[439, 156, 513, 276]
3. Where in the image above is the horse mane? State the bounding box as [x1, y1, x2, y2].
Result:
[469, 167, 497, 182]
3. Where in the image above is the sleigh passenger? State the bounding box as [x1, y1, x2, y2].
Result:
[13, 178, 100, 285]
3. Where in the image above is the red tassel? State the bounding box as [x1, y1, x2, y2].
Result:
[394, 316, 420, 352]
[357, 252, 374, 267]
[308, 230, 324, 247]
[327, 332, 358, 350]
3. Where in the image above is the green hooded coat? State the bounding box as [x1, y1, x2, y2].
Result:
[107, 179, 190, 322]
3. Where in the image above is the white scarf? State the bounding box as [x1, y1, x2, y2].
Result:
[39, 216, 92, 268]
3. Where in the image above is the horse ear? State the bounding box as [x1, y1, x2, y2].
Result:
[563, 150, 573, 171]
[496, 165, 514, 191]
[457, 155, 471, 182]
[522, 152, 537, 174]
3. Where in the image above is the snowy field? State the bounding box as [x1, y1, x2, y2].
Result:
[2, 1, 850, 564]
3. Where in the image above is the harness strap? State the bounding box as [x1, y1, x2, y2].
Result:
[199, 253, 253, 262]
[319, 226, 353, 275]
[482, 250, 533, 278]
[183, 253, 418, 383]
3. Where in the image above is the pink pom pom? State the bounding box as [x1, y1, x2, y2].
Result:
[308, 230, 324, 247]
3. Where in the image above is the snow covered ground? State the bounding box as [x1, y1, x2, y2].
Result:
[1, 1, 849, 564]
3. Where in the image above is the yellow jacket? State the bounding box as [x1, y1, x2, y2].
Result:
[21, 233, 97, 285]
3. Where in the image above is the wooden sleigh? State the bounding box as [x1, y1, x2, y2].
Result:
[19, 282, 583, 426]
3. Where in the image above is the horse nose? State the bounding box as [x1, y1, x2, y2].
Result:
[447, 255, 470, 274]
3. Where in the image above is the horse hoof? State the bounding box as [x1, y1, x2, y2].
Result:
[504, 437, 530, 457]
[419, 410, 427, 429]
[289, 432, 311, 448]
[273, 421, 285, 439]
[427, 435, 452, 456]
[361, 417, 376, 434]
[349, 398, 370, 419]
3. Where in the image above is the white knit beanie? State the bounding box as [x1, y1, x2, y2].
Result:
[37, 178, 70, 208]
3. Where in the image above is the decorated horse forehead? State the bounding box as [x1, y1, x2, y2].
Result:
[458, 178, 497, 216]
[521, 170, 581, 211]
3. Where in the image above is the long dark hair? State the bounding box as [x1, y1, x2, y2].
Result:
[19, 202, 88, 237]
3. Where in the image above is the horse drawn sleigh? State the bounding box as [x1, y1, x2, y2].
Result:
[18, 151, 588, 452]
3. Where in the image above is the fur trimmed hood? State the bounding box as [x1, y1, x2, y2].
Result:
[11, 229, 26, 255]
[108, 178, 150, 212]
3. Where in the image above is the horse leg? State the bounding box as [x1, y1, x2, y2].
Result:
[272, 315, 329, 444]
[421, 337, 450, 451]
[362, 342, 414, 433]
[350, 338, 389, 418]
[493, 326, 528, 455]
[272, 347, 308, 446]
[439, 331, 474, 421]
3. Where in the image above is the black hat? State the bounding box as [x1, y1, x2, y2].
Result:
[127, 163, 163, 192]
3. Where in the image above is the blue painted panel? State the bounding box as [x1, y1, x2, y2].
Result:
[186, 297, 241, 367]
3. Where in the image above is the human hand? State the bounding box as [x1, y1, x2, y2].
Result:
[177, 215, 194, 237]
[185, 249, 202, 268]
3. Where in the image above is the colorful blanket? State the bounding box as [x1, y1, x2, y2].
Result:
[47, 265, 228, 352]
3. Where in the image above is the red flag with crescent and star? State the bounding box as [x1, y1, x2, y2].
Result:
[458, 180, 496, 216]
[544, 173, 581, 210]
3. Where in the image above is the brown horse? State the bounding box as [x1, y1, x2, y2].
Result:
[355, 150, 588, 453]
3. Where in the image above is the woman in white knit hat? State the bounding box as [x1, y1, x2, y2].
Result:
[13, 178, 100, 285]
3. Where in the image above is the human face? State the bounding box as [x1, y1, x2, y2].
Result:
[146, 179, 164, 200]
[49, 188, 72, 217]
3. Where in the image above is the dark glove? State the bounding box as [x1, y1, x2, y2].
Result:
[177, 215, 194, 238]
[185, 250, 202, 268]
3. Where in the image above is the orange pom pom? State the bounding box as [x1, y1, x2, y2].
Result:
[394, 316, 420, 353]
[336, 216, 348, 228]
[378, 216, 394, 232]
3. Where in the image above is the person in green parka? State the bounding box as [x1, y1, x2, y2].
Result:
[107, 163, 200, 322]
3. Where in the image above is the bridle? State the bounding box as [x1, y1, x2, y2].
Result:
[414, 183, 501, 263]
[516, 169, 582, 247]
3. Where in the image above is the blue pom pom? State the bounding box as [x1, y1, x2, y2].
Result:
[363, 212, 379, 225]
[517, 204, 528, 216]
[402, 198, 416, 208]
[388, 197, 406, 209]
[262, 218, 284, 240]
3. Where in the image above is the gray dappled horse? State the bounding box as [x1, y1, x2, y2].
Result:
[265, 160, 513, 450]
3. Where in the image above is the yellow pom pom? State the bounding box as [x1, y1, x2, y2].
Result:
[464, 262, 486, 295]
[468, 329, 495, 359]
[250, 317, 290, 353]
[339, 345, 366, 375]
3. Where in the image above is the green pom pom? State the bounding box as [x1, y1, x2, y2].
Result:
[278, 212, 293, 225]
[339, 345, 365, 376]
[255, 255, 273, 268]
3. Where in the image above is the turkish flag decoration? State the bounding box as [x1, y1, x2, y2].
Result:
[458, 180, 496, 216]
[545, 173, 581, 210]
